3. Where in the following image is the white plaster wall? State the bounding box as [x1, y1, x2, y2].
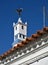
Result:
[14, 24, 19, 35]
[18, 24, 27, 35]
[30, 57, 48, 65]
[10, 46, 48, 65]
[14, 24, 27, 36]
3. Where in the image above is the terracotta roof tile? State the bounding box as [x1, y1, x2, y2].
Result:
[14, 46, 19, 50]
[18, 43, 24, 47]
[37, 30, 46, 35]
[32, 34, 40, 38]
[0, 54, 6, 59]
[7, 50, 11, 54]
[0, 27, 48, 60]
[21, 40, 28, 45]
[27, 37, 34, 41]
[0, 56, 2, 60]
[11, 48, 15, 52]
[4, 52, 8, 56]
[1, 54, 4, 58]
[43, 27, 48, 32]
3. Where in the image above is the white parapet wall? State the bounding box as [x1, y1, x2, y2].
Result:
[7, 43, 48, 65]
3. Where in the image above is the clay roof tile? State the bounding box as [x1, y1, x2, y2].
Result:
[18, 43, 24, 47]
[7, 50, 11, 54]
[37, 30, 45, 35]
[32, 34, 40, 38]
[43, 27, 48, 32]
[11, 48, 15, 52]
[0, 56, 2, 60]
[4, 52, 8, 56]
[1, 54, 4, 57]
[21, 40, 28, 45]
[0, 26, 48, 60]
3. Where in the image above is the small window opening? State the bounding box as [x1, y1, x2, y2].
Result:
[16, 27, 17, 30]
[22, 26, 24, 29]
[19, 34, 21, 38]
[23, 35, 25, 39]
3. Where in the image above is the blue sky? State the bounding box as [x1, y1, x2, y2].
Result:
[0, 0, 48, 55]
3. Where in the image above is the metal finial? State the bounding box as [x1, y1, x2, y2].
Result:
[16, 8, 23, 17]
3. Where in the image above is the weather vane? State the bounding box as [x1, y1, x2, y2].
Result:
[16, 8, 23, 17]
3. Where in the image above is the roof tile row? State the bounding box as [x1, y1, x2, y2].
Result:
[0, 27, 48, 60]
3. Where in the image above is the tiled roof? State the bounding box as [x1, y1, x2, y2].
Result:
[0, 27, 48, 60]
